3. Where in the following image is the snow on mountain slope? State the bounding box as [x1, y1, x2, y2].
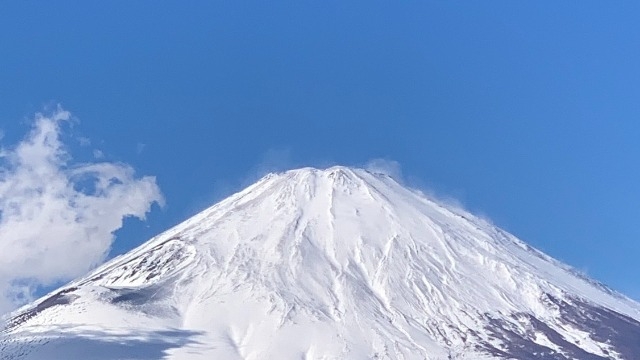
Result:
[1, 166, 639, 359]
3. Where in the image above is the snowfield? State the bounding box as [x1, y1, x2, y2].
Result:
[1, 167, 639, 359]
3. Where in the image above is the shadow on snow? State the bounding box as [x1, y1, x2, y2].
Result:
[0, 327, 204, 360]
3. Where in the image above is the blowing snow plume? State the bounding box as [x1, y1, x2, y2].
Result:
[0, 107, 163, 315]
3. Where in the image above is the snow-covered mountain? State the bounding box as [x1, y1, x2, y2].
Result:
[1, 166, 639, 359]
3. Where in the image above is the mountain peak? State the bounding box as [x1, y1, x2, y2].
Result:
[2, 166, 640, 359]
[264, 166, 384, 188]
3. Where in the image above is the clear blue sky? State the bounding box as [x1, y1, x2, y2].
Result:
[1, 2, 639, 300]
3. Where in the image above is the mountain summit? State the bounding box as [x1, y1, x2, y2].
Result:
[2, 166, 639, 359]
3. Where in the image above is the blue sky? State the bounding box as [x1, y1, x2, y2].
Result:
[0, 2, 639, 303]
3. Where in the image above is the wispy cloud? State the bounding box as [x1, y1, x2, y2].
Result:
[93, 149, 105, 159]
[0, 107, 163, 314]
[245, 148, 293, 185]
[364, 158, 403, 182]
[78, 137, 91, 147]
[136, 143, 146, 155]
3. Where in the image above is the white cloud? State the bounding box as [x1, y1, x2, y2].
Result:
[0, 107, 163, 314]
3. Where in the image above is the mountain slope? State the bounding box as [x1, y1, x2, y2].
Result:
[1, 166, 639, 359]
